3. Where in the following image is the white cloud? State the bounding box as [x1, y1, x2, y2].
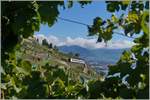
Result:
[34, 34, 60, 46]
[63, 37, 106, 49]
[34, 34, 135, 49]
[108, 40, 135, 49]
[34, 34, 47, 44]
[47, 35, 60, 46]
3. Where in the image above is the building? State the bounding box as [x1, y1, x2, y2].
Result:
[70, 58, 85, 64]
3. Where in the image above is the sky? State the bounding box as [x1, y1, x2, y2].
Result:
[34, 1, 135, 49]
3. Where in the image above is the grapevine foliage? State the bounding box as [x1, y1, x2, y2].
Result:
[1, 1, 149, 99]
[87, 1, 149, 99]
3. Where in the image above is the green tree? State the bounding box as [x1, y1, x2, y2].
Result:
[53, 45, 58, 51]
[42, 39, 49, 47]
[75, 53, 80, 58]
[49, 43, 53, 49]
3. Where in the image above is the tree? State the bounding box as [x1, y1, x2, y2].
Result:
[36, 38, 39, 43]
[42, 39, 49, 47]
[53, 45, 58, 51]
[49, 43, 53, 49]
[75, 53, 80, 58]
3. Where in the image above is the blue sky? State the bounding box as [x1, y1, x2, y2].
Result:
[34, 1, 135, 49]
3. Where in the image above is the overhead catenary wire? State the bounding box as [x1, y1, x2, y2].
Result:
[57, 16, 135, 39]
[57, 17, 90, 26]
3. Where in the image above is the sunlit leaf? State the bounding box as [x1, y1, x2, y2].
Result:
[141, 11, 149, 35]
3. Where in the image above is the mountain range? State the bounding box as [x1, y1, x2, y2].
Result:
[58, 45, 130, 66]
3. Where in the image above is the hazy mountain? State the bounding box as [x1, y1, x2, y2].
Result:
[59, 45, 130, 66]
[58, 45, 93, 57]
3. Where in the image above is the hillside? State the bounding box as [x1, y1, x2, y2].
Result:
[16, 37, 100, 81]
